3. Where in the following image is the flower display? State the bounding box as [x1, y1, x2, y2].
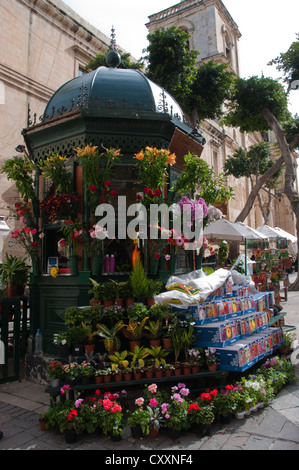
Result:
[10, 202, 42, 260]
[40, 193, 80, 223]
[38, 154, 71, 194]
[134, 146, 176, 192]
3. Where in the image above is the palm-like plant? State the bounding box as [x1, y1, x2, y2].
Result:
[129, 345, 149, 369]
[97, 320, 124, 353]
[108, 350, 129, 371]
[144, 319, 162, 340]
[123, 317, 149, 341]
[146, 345, 169, 368]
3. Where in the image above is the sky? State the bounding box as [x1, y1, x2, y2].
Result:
[63, 0, 299, 115]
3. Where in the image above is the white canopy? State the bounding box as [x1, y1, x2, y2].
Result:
[204, 218, 267, 242]
[274, 226, 297, 244]
[256, 224, 282, 239]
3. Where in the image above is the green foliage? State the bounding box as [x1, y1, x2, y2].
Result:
[0, 254, 30, 287]
[1, 155, 36, 201]
[268, 33, 299, 90]
[129, 254, 149, 299]
[145, 26, 198, 104]
[85, 48, 143, 71]
[97, 321, 124, 352]
[187, 60, 234, 121]
[224, 142, 283, 189]
[224, 76, 289, 132]
[172, 152, 234, 204]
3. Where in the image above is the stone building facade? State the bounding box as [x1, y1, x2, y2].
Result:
[0, 0, 114, 258]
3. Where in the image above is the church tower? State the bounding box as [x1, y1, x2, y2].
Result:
[146, 0, 241, 75]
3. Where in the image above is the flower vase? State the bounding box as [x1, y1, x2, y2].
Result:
[92, 254, 101, 276]
[150, 256, 160, 275]
[32, 258, 40, 276]
[69, 255, 78, 275]
[170, 255, 177, 274]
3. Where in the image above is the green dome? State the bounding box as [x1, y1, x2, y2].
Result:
[43, 66, 184, 122]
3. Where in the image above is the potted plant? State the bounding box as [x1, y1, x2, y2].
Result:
[205, 348, 218, 371]
[39, 412, 48, 431]
[88, 278, 105, 306]
[123, 366, 133, 381]
[127, 399, 151, 438]
[171, 327, 183, 374]
[101, 398, 124, 440]
[77, 361, 95, 384]
[122, 316, 149, 351]
[129, 344, 149, 370]
[53, 331, 71, 358]
[188, 348, 203, 373]
[67, 325, 87, 355]
[102, 367, 113, 383]
[146, 345, 168, 377]
[144, 319, 162, 346]
[146, 279, 162, 306]
[214, 384, 238, 423]
[129, 254, 149, 302]
[108, 350, 129, 380]
[57, 404, 85, 443]
[162, 389, 190, 438]
[103, 281, 117, 306]
[0, 254, 30, 296]
[126, 302, 148, 321]
[180, 325, 195, 374]
[163, 363, 175, 377]
[81, 322, 98, 355]
[188, 402, 214, 435]
[97, 320, 124, 353]
[47, 360, 65, 386]
[94, 368, 106, 384]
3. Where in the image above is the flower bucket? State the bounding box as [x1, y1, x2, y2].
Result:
[92, 254, 101, 276]
[69, 255, 78, 276]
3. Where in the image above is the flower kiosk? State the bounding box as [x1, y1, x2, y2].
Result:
[20, 59, 207, 356]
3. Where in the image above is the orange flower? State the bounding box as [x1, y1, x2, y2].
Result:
[166, 153, 176, 165]
[134, 151, 144, 161]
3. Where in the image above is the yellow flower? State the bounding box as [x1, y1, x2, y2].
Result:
[75, 145, 98, 157]
[50, 267, 59, 278]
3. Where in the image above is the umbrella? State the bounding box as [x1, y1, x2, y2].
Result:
[256, 224, 282, 239]
[274, 227, 297, 243]
[204, 218, 266, 242]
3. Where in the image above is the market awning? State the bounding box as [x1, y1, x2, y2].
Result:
[204, 218, 266, 242]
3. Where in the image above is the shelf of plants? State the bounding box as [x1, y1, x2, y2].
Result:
[174, 282, 284, 373]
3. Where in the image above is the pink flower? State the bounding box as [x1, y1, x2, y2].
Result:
[135, 397, 144, 407]
[149, 398, 159, 408]
[165, 254, 171, 261]
[148, 384, 157, 394]
[103, 398, 113, 410]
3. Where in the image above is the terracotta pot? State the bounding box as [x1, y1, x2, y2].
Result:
[104, 375, 112, 383]
[208, 363, 218, 372]
[39, 421, 47, 431]
[134, 372, 143, 380]
[164, 369, 173, 377]
[183, 367, 191, 375]
[103, 300, 113, 307]
[162, 337, 172, 350]
[6, 285, 24, 297]
[129, 340, 141, 352]
[149, 339, 161, 347]
[154, 369, 163, 378]
[95, 376, 103, 384]
[114, 374, 123, 382]
[91, 299, 100, 307]
[174, 368, 182, 376]
[146, 298, 155, 307]
[145, 370, 154, 379]
[115, 298, 123, 306]
[126, 298, 135, 307]
[149, 427, 159, 438]
[191, 366, 200, 374]
[124, 373, 132, 381]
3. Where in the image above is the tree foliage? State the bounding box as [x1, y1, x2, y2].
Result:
[224, 76, 290, 132]
[85, 49, 143, 71]
[268, 33, 299, 90]
[145, 26, 198, 104]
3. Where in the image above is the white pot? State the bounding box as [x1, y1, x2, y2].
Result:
[235, 411, 246, 420]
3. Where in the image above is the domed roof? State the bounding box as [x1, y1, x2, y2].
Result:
[43, 66, 184, 122]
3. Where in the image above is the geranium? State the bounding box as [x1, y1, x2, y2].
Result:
[40, 193, 80, 222]
[47, 360, 65, 380]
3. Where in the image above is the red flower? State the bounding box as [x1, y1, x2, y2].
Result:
[110, 190, 117, 197]
[136, 194, 142, 201]
[104, 180, 111, 187]
[99, 198, 105, 204]
[154, 253, 160, 259]
[143, 187, 149, 194]
[89, 185, 97, 193]
[188, 403, 201, 413]
[154, 189, 161, 197]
